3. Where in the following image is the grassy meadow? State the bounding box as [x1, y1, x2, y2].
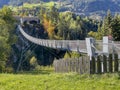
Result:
[0, 68, 120, 90]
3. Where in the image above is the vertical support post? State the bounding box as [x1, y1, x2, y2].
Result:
[20, 18, 23, 24]
[103, 36, 109, 55]
[77, 40, 80, 52]
[103, 36, 109, 73]
[86, 37, 96, 60]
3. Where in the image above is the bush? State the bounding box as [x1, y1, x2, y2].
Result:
[29, 56, 38, 70]
[4, 67, 14, 73]
[0, 61, 6, 73]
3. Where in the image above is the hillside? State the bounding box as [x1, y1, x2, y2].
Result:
[58, 0, 120, 16]
[0, 0, 9, 7]
[1, 0, 120, 17]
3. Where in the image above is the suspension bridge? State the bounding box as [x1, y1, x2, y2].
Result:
[18, 25, 87, 53]
[18, 17, 120, 59]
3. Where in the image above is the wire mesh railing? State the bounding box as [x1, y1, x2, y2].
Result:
[19, 25, 120, 55]
[18, 25, 87, 53]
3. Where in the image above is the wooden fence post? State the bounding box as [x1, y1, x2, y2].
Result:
[97, 55, 102, 74]
[109, 54, 113, 73]
[90, 57, 96, 74]
[103, 55, 107, 73]
[79, 57, 82, 74]
[114, 53, 119, 72]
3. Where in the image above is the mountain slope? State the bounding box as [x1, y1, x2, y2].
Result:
[59, 0, 120, 16]
[1, 0, 120, 16]
[0, 0, 9, 7]
[85, 1, 120, 12]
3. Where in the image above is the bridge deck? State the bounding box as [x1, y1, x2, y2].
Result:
[18, 25, 87, 53]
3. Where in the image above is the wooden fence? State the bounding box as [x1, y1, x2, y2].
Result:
[53, 57, 90, 74]
[90, 54, 119, 74]
[53, 54, 119, 74]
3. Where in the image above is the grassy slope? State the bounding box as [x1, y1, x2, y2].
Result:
[0, 72, 120, 90]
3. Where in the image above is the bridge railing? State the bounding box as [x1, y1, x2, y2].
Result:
[19, 25, 87, 53]
[95, 40, 120, 54]
[19, 25, 120, 57]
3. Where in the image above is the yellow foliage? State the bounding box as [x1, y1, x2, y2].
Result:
[43, 18, 49, 30]
[43, 14, 55, 38]
[30, 56, 37, 66]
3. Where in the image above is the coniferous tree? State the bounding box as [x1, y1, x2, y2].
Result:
[101, 10, 113, 36]
[112, 14, 120, 41]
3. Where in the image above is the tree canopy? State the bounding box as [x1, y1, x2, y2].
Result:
[0, 6, 16, 72]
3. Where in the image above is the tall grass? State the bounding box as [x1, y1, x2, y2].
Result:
[0, 71, 120, 90]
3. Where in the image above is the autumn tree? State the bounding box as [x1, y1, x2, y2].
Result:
[43, 14, 55, 39]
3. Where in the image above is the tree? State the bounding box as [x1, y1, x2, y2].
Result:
[88, 10, 113, 40]
[39, 6, 45, 24]
[57, 17, 69, 40]
[101, 10, 113, 36]
[0, 6, 16, 72]
[0, 6, 15, 23]
[43, 14, 55, 39]
[49, 6, 59, 25]
[88, 23, 102, 40]
[112, 14, 120, 41]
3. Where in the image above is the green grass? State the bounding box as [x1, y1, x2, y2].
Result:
[0, 71, 120, 90]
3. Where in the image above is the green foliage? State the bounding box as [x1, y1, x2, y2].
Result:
[35, 65, 54, 71]
[38, 6, 98, 40]
[112, 14, 120, 41]
[88, 10, 120, 40]
[30, 56, 38, 69]
[0, 62, 5, 73]
[71, 52, 81, 58]
[101, 10, 113, 36]
[89, 10, 113, 40]
[64, 51, 71, 59]
[64, 51, 81, 59]
[0, 6, 16, 72]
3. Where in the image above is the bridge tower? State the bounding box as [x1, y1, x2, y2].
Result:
[86, 37, 96, 60]
[103, 36, 115, 56]
[103, 36, 109, 55]
[20, 18, 23, 24]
